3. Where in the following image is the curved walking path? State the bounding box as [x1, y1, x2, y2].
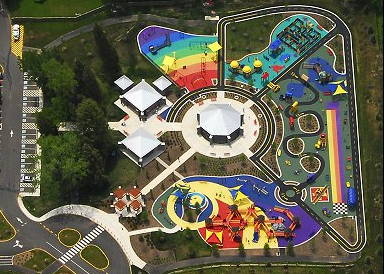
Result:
[44, 14, 211, 49]
[17, 197, 178, 269]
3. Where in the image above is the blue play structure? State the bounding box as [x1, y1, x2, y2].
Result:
[347, 187, 357, 207]
[306, 173, 317, 183]
[269, 39, 282, 53]
[253, 231, 259, 243]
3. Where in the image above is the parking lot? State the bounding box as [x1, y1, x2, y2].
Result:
[19, 72, 42, 195]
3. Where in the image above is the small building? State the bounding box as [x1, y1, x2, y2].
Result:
[119, 79, 166, 120]
[197, 104, 244, 144]
[114, 75, 134, 92]
[118, 128, 165, 167]
[111, 186, 145, 218]
[152, 75, 172, 95]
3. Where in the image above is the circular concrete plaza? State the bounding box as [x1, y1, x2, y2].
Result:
[181, 91, 262, 158]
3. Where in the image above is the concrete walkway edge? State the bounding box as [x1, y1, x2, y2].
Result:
[17, 196, 181, 268]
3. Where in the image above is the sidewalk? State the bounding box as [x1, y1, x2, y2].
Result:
[142, 147, 196, 195]
[17, 197, 178, 269]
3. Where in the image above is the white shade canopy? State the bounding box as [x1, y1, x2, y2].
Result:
[119, 128, 161, 158]
[121, 79, 163, 112]
[152, 75, 172, 91]
[114, 75, 134, 90]
[200, 104, 242, 136]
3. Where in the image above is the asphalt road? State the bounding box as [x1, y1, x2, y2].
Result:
[0, 3, 130, 273]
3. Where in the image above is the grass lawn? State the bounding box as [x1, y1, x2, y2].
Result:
[107, 151, 140, 190]
[58, 228, 81, 247]
[23, 249, 55, 272]
[0, 211, 16, 241]
[53, 266, 75, 274]
[80, 244, 109, 270]
[226, 14, 284, 61]
[22, 11, 107, 48]
[22, 194, 59, 217]
[151, 229, 211, 261]
[171, 265, 353, 274]
[8, 0, 103, 17]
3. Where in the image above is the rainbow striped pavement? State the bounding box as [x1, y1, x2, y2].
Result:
[326, 102, 346, 204]
[137, 26, 218, 92]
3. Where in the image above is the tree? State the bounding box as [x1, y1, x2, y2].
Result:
[195, 202, 201, 215]
[238, 243, 246, 257]
[39, 133, 90, 203]
[321, 230, 328, 242]
[271, 142, 277, 153]
[286, 241, 294, 257]
[41, 58, 77, 99]
[36, 108, 59, 136]
[75, 98, 113, 158]
[263, 243, 270, 257]
[308, 154, 317, 168]
[93, 24, 121, 83]
[310, 240, 316, 253]
[292, 216, 301, 227]
[291, 138, 301, 150]
[211, 244, 220, 257]
[305, 114, 313, 128]
[74, 60, 103, 104]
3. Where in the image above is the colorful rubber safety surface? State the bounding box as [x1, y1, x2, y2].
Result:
[137, 8, 364, 253]
[156, 176, 320, 249]
[137, 26, 218, 92]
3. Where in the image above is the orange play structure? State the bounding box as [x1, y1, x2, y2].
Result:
[205, 204, 299, 246]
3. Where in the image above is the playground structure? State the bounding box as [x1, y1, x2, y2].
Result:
[149, 33, 171, 54]
[289, 116, 295, 130]
[306, 173, 317, 184]
[277, 17, 321, 54]
[267, 82, 280, 92]
[229, 58, 264, 78]
[312, 185, 328, 204]
[315, 133, 327, 149]
[279, 88, 294, 101]
[302, 62, 332, 84]
[290, 101, 299, 115]
[205, 203, 298, 246]
[268, 38, 284, 56]
[322, 207, 331, 217]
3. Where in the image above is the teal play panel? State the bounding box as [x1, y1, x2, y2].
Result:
[225, 14, 329, 89]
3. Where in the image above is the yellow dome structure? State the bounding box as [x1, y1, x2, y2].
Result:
[230, 60, 240, 69]
[253, 59, 263, 68]
[242, 65, 252, 74]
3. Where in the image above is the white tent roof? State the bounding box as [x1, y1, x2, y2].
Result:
[121, 79, 163, 112]
[200, 104, 242, 136]
[114, 75, 134, 90]
[119, 128, 161, 158]
[152, 75, 172, 91]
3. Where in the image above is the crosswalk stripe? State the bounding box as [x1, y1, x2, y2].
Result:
[89, 231, 98, 238]
[83, 238, 91, 244]
[67, 250, 76, 257]
[77, 241, 86, 249]
[73, 246, 81, 252]
[87, 234, 96, 240]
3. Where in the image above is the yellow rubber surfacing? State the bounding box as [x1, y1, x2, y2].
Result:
[166, 181, 278, 249]
[11, 25, 24, 59]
